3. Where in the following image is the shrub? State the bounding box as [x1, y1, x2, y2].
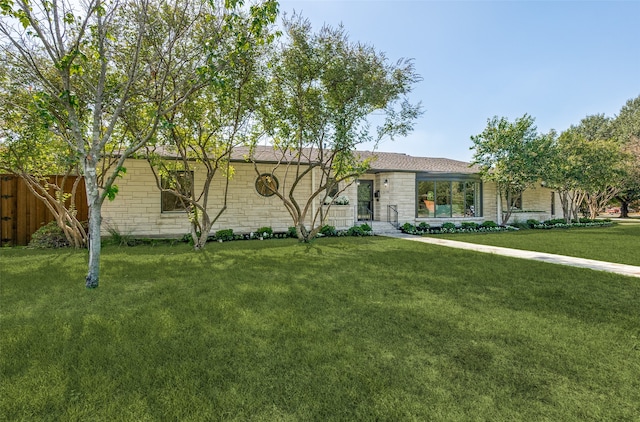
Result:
[106, 224, 136, 246]
[418, 222, 430, 231]
[544, 218, 567, 225]
[256, 226, 273, 238]
[441, 222, 456, 230]
[181, 233, 194, 245]
[526, 219, 540, 228]
[401, 222, 415, 233]
[511, 221, 530, 230]
[481, 220, 498, 228]
[347, 224, 373, 237]
[215, 229, 234, 242]
[319, 225, 337, 236]
[460, 222, 478, 229]
[287, 226, 298, 238]
[28, 221, 69, 248]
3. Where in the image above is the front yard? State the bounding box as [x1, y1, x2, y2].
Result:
[434, 223, 640, 266]
[1, 237, 639, 420]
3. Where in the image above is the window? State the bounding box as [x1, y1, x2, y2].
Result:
[255, 173, 278, 197]
[326, 177, 339, 198]
[161, 171, 193, 212]
[417, 178, 481, 218]
[505, 192, 522, 211]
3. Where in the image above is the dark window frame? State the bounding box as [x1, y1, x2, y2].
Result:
[161, 170, 193, 213]
[416, 175, 482, 218]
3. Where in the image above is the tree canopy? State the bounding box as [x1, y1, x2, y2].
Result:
[470, 114, 552, 224]
[253, 16, 422, 241]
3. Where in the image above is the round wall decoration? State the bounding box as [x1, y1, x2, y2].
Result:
[255, 173, 278, 197]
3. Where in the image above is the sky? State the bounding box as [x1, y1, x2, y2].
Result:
[277, 0, 640, 162]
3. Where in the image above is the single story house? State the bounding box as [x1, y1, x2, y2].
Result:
[101, 146, 559, 237]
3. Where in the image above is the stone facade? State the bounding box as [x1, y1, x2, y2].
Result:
[102, 159, 356, 237]
[101, 158, 558, 237]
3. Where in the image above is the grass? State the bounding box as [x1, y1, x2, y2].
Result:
[1, 238, 639, 421]
[434, 223, 640, 266]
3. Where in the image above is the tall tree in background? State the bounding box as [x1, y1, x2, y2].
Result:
[470, 114, 552, 224]
[144, 0, 278, 250]
[0, 0, 230, 287]
[253, 16, 422, 242]
[573, 115, 625, 219]
[614, 95, 640, 217]
[546, 123, 625, 221]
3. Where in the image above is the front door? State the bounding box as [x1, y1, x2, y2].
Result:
[357, 180, 373, 221]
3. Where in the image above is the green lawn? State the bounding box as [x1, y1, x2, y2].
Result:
[1, 238, 639, 421]
[434, 223, 640, 266]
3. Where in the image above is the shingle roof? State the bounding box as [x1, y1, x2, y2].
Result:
[357, 150, 479, 174]
[148, 145, 479, 174]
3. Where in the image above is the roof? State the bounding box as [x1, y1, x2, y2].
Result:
[147, 145, 479, 174]
[357, 150, 479, 174]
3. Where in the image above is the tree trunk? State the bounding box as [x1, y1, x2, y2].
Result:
[620, 200, 629, 218]
[84, 165, 102, 289]
[192, 224, 208, 251]
[296, 223, 311, 243]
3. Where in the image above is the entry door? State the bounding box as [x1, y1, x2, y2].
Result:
[357, 180, 373, 220]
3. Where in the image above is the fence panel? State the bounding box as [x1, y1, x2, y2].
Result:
[0, 175, 88, 246]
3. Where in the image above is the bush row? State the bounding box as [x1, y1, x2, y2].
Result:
[510, 218, 613, 230]
[400, 221, 511, 235]
[185, 223, 374, 244]
[400, 218, 613, 236]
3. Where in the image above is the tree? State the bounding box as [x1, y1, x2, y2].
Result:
[573, 115, 625, 219]
[0, 77, 87, 247]
[0, 0, 222, 287]
[546, 126, 625, 221]
[470, 114, 552, 224]
[144, 1, 278, 250]
[253, 16, 422, 242]
[614, 95, 640, 217]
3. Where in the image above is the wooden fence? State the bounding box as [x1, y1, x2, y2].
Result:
[0, 175, 88, 246]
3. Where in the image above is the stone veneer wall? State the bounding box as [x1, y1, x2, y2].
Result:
[503, 186, 556, 224]
[375, 172, 416, 224]
[101, 159, 356, 237]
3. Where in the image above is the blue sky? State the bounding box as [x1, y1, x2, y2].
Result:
[277, 0, 640, 162]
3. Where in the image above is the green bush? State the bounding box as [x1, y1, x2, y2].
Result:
[441, 222, 456, 230]
[28, 221, 69, 248]
[544, 218, 568, 225]
[256, 226, 273, 238]
[106, 225, 136, 246]
[418, 222, 430, 231]
[347, 224, 372, 237]
[401, 222, 415, 232]
[526, 219, 540, 228]
[460, 221, 478, 229]
[287, 227, 298, 238]
[481, 220, 498, 228]
[215, 229, 234, 242]
[319, 225, 337, 236]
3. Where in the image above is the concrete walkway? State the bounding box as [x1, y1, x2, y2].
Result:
[381, 233, 640, 279]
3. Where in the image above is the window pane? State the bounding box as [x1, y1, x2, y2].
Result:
[435, 181, 451, 217]
[161, 171, 192, 212]
[465, 181, 477, 217]
[417, 181, 434, 217]
[452, 182, 465, 217]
